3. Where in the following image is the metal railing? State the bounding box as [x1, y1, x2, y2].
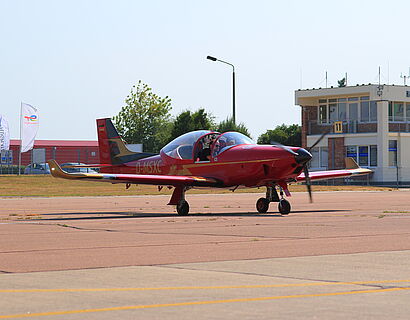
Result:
[389, 121, 410, 133]
[307, 120, 377, 135]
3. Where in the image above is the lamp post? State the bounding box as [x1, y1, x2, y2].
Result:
[206, 55, 236, 124]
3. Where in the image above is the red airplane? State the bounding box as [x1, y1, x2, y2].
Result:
[48, 118, 372, 215]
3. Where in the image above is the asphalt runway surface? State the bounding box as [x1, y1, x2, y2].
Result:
[1, 190, 410, 319]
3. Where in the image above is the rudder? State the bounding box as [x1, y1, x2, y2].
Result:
[96, 118, 156, 167]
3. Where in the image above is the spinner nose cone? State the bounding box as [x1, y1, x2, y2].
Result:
[294, 148, 312, 165]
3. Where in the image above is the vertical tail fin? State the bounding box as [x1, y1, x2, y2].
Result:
[96, 118, 156, 167]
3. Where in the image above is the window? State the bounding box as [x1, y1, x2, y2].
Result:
[309, 147, 327, 168]
[360, 101, 370, 122]
[388, 140, 397, 167]
[349, 103, 358, 121]
[389, 102, 405, 121]
[346, 146, 357, 162]
[358, 146, 368, 166]
[406, 103, 410, 122]
[317, 96, 377, 123]
[346, 145, 377, 167]
[338, 103, 347, 120]
[370, 145, 377, 167]
[394, 103, 404, 121]
[370, 101, 377, 121]
[329, 104, 338, 122]
[319, 105, 327, 123]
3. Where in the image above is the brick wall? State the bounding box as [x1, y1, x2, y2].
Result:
[358, 123, 377, 133]
[328, 137, 345, 169]
[301, 106, 317, 148]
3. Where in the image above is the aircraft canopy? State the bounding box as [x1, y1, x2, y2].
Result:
[162, 130, 254, 160]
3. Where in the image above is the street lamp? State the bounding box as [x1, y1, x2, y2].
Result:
[206, 55, 236, 124]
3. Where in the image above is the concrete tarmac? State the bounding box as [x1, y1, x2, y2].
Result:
[0, 190, 410, 319]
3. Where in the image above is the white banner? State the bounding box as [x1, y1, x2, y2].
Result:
[21, 103, 39, 153]
[0, 114, 10, 151]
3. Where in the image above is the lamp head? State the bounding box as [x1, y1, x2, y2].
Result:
[207, 56, 217, 61]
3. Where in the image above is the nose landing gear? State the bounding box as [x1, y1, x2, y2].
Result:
[256, 185, 291, 215]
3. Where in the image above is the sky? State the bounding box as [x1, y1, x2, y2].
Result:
[1, 0, 410, 141]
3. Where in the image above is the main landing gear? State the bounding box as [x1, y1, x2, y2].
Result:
[256, 185, 291, 215]
[168, 186, 191, 216]
[176, 199, 189, 216]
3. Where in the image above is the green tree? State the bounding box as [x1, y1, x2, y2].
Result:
[257, 124, 301, 146]
[113, 81, 172, 152]
[216, 117, 252, 138]
[338, 77, 346, 87]
[169, 108, 215, 141]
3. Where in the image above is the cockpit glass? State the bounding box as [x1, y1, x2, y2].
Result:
[212, 132, 254, 157]
[161, 130, 212, 160]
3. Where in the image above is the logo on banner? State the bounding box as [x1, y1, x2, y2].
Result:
[0, 127, 4, 150]
[24, 115, 38, 122]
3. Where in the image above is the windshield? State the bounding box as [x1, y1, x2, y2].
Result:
[212, 132, 254, 157]
[161, 130, 212, 160]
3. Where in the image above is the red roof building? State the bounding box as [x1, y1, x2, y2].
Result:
[9, 140, 99, 166]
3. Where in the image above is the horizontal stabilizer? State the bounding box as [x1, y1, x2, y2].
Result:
[345, 157, 360, 169]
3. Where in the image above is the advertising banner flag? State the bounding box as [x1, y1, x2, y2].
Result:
[21, 103, 39, 153]
[0, 114, 10, 151]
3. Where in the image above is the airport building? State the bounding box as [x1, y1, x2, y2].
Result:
[7, 140, 100, 166]
[295, 84, 410, 185]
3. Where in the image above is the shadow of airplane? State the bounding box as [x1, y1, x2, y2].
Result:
[36, 209, 348, 221]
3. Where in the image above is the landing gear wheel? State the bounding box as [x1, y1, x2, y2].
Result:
[256, 197, 270, 213]
[278, 199, 291, 215]
[177, 200, 189, 216]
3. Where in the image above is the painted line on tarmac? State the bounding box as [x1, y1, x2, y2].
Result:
[1, 279, 410, 294]
[0, 287, 409, 319]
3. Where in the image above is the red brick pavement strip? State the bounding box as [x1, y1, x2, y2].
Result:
[0, 191, 409, 273]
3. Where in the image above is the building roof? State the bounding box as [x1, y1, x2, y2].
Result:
[10, 140, 99, 147]
[295, 84, 410, 106]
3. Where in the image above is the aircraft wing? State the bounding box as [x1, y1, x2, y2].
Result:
[48, 160, 221, 188]
[295, 158, 372, 183]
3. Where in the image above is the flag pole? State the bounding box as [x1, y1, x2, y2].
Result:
[18, 102, 22, 176]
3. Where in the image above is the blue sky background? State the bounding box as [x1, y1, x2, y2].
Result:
[1, 0, 409, 140]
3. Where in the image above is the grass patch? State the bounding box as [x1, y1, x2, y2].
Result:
[0, 175, 395, 198]
[383, 210, 410, 214]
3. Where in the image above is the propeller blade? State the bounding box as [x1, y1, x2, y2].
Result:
[303, 164, 313, 203]
[271, 142, 298, 155]
[307, 129, 331, 152]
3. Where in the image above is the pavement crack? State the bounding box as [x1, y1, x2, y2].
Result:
[53, 223, 118, 232]
[157, 265, 408, 290]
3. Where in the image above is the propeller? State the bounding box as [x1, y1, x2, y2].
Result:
[303, 165, 313, 202]
[300, 129, 331, 203]
[306, 129, 330, 152]
[270, 129, 330, 203]
[270, 141, 298, 155]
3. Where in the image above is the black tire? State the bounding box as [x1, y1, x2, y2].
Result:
[256, 197, 270, 213]
[278, 199, 291, 215]
[177, 200, 189, 216]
